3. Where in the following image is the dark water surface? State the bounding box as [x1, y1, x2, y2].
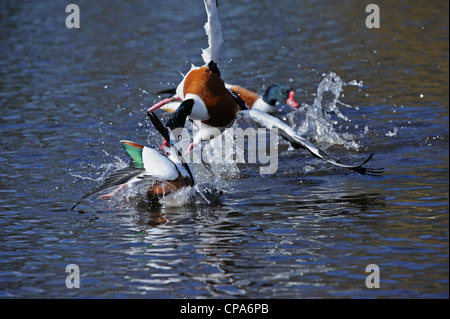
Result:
[1, 0, 448, 298]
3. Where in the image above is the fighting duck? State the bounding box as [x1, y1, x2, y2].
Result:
[228, 84, 299, 112]
[155, 83, 299, 114]
[148, 0, 383, 176]
[71, 112, 195, 210]
[148, 0, 246, 154]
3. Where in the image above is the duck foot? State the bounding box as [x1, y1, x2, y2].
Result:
[99, 184, 127, 199]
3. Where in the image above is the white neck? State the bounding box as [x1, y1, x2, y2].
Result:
[251, 98, 276, 113]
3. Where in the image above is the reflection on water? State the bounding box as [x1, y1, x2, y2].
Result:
[0, 0, 448, 298]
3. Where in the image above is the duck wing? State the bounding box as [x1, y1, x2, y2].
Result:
[242, 109, 384, 176]
[71, 140, 181, 210]
[201, 0, 223, 64]
[71, 167, 145, 210]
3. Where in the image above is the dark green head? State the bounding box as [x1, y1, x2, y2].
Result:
[262, 84, 299, 108]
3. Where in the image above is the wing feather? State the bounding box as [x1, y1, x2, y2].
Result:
[243, 109, 384, 176]
[201, 0, 223, 64]
[71, 167, 144, 210]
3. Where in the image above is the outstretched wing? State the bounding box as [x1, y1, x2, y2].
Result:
[201, 0, 223, 64]
[242, 109, 384, 176]
[71, 167, 145, 210]
[72, 138, 180, 210]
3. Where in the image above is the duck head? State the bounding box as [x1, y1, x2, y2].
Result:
[263, 84, 299, 109]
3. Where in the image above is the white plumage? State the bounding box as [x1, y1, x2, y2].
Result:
[201, 0, 223, 64]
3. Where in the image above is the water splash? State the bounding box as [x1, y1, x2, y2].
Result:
[199, 128, 242, 179]
[386, 127, 398, 137]
[72, 154, 224, 210]
[161, 183, 224, 207]
[288, 72, 363, 150]
[103, 182, 224, 210]
[72, 72, 367, 209]
[70, 155, 127, 183]
[175, 122, 242, 180]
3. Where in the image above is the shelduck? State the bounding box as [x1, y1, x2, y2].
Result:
[148, 0, 246, 154]
[155, 83, 299, 114]
[71, 0, 384, 210]
[147, 0, 383, 176]
[71, 112, 195, 210]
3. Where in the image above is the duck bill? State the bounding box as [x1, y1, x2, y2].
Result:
[148, 96, 182, 113]
[286, 90, 299, 108]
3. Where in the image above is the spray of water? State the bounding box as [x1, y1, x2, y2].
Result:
[287, 72, 364, 151]
[72, 72, 367, 209]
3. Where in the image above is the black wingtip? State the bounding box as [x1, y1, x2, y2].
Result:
[70, 192, 94, 211]
[155, 88, 177, 95]
[351, 166, 384, 176]
[350, 153, 384, 176]
[71, 194, 91, 211]
[317, 149, 384, 176]
[360, 153, 374, 166]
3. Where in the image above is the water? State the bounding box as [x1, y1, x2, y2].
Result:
[0, 0, 448, 299]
